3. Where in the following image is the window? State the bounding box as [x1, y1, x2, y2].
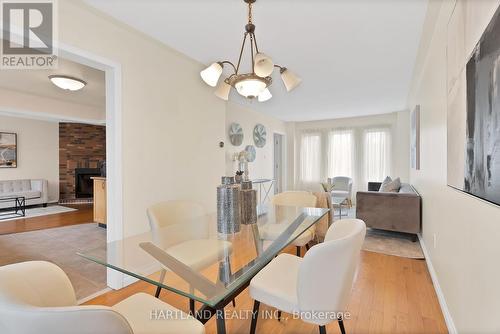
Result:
[327, 129, 354, 178]
[364, 128, 391, 182]
[300, 133, 321, 183]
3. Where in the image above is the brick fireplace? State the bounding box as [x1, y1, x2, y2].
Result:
[59, 123, 106, 200]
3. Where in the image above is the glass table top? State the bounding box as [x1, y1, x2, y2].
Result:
[78, 205, 328, 307]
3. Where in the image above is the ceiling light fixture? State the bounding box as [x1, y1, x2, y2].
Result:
[48, 75, 87, 91]
[200, 0, 301, 102]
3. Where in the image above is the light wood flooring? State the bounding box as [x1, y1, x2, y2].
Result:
[0, 204, 93, 235]
[0, 205, 447, 333]
[85, 245, 447, 334]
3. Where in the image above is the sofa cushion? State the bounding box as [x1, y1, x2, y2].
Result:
[0, 180, 32, 194]
[0, 190, 41, 200]
[331, 190, 349, 198]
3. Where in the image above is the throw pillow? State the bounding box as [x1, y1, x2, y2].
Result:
[379, 176, 392, 192]
[380, 177, 401, 192]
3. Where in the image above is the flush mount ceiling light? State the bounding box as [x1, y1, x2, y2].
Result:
[48, 75, 87, 91]
[200, 0, 301, 102]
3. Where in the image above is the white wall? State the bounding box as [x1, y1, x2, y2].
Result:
[225, 102, 286, 191]
[59, 0, 227, 237]
[407, 0, 500, 332]
[0, 88, 105, 124]
[286, 111, 410, 193]
[0, 115, 59, 202]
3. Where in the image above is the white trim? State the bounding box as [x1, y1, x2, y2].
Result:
[56, 44, 124, 290]
[0, 108, 105, 125]
[418, 234, 458, 334]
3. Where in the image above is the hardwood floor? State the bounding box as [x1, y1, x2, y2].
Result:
[85, 248, 448, 334]
[0, 206, 447, 333]
[0, 204, 94, 235]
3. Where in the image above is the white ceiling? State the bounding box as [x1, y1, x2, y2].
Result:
[0, 56, 105, 109]
[83, 0, 427, 121]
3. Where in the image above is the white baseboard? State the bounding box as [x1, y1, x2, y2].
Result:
[418, 234, 458, 334]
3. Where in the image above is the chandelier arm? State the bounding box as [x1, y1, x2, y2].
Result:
[274, 64, 286, 73]
[219, 61, 237, 74]
[251, 32, 260, 54]
[250, 33, 255, 73]
[236, 32, 249, 74]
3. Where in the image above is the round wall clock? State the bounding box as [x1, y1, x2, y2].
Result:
[245, 145, 256, 162]
[253, 124, 267, 148]
[228, 123, 244, 146]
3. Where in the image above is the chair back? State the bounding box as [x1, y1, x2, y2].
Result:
[147, 200, 207, 249]
[0, 261, 133, 334]
[328, 176, 353, 193]
[297, 219, 366, 325]
[271, 191, 317, 207]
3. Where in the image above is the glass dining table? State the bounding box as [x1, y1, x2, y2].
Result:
[78, 205, 329, 334]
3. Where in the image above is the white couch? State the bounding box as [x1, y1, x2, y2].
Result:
[0, 179, 48, 209]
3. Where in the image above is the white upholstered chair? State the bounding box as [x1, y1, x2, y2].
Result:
[260, 191, 317, 257]
[249, 219, 366, 334]
[328, 176, 353, 207]
[146, 200, 233, 312]
[0, 261, 205, 334]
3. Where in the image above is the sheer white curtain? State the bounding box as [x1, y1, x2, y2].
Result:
[327, 129, 354, 178]
[299, 132, 321, 186]
[364, 128, 391, 182]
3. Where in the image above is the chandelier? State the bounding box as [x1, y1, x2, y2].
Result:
[200, 0, 301, 102]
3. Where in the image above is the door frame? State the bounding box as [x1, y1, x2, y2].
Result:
[273, 132, 286, 194]
[58, 44, 124, 290]
[3, 25, 125, 290]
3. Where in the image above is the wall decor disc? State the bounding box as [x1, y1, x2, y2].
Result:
[253, 124, 266, 148]
[228, 123, 244, 146]
[245, 145, 256, 162]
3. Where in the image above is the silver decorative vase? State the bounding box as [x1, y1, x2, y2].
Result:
[217, 177, 241, 234]
[240, 181, 257, 225]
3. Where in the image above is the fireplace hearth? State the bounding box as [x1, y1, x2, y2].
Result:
[75, 168, 101, 198]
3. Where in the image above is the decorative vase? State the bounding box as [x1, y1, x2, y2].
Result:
[217, 176, 241, 234]
[240, 181, 257, 225]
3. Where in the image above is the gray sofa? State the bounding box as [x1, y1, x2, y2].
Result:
[356, 182, 421, 238]
[0, 179, 48, 209]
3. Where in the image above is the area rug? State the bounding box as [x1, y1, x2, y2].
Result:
[0, 205, 76, 222]
[0, 223, 107, 300]
[363, 228, 424, 259]
[333, 207, 424, 259]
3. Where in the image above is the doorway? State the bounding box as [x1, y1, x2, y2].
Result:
[273, 133, 285, 194]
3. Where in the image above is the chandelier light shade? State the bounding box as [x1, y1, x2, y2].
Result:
[48, 75, 87, 91]
[214, 79, 231, 100]
[254, 53, 274, 78]
[258, 88, 272, 102]
[280, 68, 302, 92]
[200, 62, 223, 87]
[200, 0, 301, 102]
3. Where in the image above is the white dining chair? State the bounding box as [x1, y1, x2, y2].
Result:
[328, 176, 353, 207]
[0, 261, 205, 334]
[260, 191, 317, 257]
[249, 219, 366, 334]
[146, 200, 233, 313]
